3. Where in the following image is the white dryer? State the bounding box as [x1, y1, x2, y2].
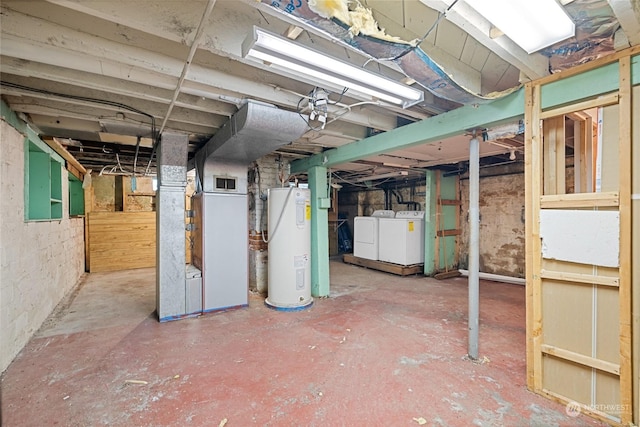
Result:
[353, 210, 395, 260]
[379, 211, 425, 265]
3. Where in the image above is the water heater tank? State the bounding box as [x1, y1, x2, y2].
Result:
[266, 187, 313, 311]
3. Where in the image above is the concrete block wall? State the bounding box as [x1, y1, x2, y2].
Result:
[247, 155, 290, 293]
[0, 119, 85, 373]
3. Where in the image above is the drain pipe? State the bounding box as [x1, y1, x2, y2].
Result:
[468, 132, 480, 360]
[458, 270, 525, 286]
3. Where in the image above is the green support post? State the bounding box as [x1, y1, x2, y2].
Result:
[308, 166, 330, 297]
[439, 174, 458, 271]
[424, 170, 437, 275]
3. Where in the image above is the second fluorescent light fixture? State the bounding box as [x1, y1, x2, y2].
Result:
[464, 0, 575, 54]
[242, 27, 424, 108]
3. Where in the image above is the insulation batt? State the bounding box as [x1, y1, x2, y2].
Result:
[308, 0, 413, 44]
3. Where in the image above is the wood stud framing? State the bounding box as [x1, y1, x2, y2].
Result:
[525, 48, 636, 425]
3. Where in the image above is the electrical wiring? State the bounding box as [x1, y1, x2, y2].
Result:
[363, 0, 461, 63]
[0, 81, 158, 174]
[331, 172, 394, 188]
[296, 88, 379, 131]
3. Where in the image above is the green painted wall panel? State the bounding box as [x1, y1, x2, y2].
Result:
[541, 62, 619, 110]
[28, 149, 51, 220]
[69, 177, 85, 216]
[424, 170, 437, 275]
[439, 174, 457, 271]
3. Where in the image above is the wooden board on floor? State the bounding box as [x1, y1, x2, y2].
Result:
[342, 254, 423, 276]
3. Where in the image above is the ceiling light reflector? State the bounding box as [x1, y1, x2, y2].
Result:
[464, 0, 575, 54]
[242, 27, 424, 108]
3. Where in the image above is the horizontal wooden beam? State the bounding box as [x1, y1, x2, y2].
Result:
[439, 199, 461, 206]
[540, 93, 619, 119]
[437, 229, 461, 237]
[540, 269, 619, 287]
[44, 137, 87, 177]
[540, 191, 619, 208]
[541, 344, 620, 375]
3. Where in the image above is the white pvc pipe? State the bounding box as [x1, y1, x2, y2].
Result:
[458, 269, 525, 286]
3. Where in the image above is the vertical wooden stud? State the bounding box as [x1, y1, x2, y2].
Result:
[617, 55, 632, 425]
[525, 82, 543, 391]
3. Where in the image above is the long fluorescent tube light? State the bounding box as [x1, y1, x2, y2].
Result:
[354, 171, 409, 182]
[242, 27, 424, 108]
[464, 0, 575, 54]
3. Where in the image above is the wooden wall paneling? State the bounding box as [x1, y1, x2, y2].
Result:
[88, 211, 156, 272]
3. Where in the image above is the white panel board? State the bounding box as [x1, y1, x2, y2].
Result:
[539, 209, 619, 267]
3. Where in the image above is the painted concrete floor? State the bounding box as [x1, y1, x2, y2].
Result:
[1, 261, 605, 427]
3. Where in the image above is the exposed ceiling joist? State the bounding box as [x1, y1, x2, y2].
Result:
[419, 0, 550, 80]
[0, 8, 398, 132]
[607, 0, 640, 45]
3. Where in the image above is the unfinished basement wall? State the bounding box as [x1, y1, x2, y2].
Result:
[0, 119, 85, 373]
[459, 163, 525, 277]
[338, 182, 427, 252]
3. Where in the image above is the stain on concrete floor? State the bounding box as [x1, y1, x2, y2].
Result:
[1, 262, 605, 426]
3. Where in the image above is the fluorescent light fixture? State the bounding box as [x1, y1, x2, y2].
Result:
[242, 27, 424, 108]
[354, 171, 409, 182]
[464, 0, 575, 54]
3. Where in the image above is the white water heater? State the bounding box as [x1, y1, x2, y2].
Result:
[266, 187, 313, 310]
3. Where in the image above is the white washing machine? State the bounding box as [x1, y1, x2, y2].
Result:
[353, 210, 395, 260]
[379, 211, 425, 265]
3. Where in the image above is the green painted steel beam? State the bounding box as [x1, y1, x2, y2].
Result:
[308, 166, 330, 297]
[291, 88, 525, 173]
[292, 55, 640, 174]
[541, 62, 619, 109]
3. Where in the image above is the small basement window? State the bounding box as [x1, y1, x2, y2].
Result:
[25, 138, 64, 221]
